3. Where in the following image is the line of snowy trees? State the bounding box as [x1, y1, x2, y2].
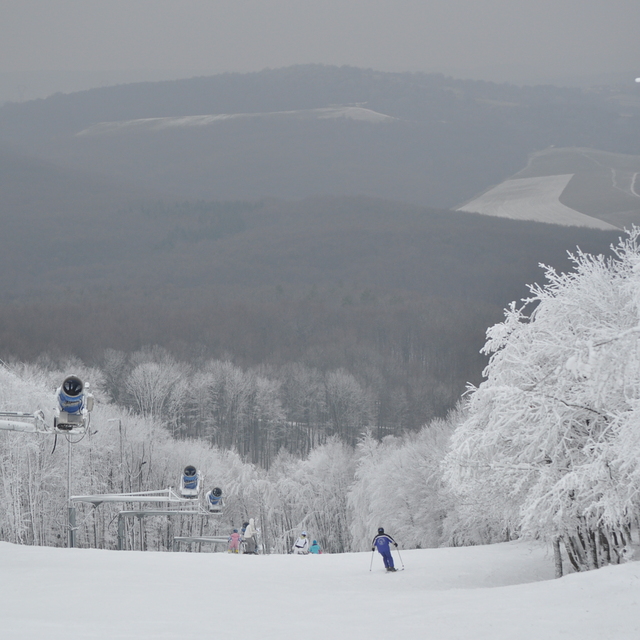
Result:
[0, 362, 455, 553]
[99, 348, 377, 465]
[446, 230, 640, 571]
[3, 231, 640, 571]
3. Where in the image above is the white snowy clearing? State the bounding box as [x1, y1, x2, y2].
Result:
[457, 174, 619, 230]
[1, 540, 638, 640]
[76, 107, 397, 136]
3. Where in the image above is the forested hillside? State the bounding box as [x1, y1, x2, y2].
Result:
[1, 65, 639, 207]
[1, 67, 640, 572]
[0, 178, 621, 431]
[0, 65, 631, 440]
[4, 222, 640, 568]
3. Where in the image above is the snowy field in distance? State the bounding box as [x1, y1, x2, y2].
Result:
[457, 174, 619, 230]
[1, 539, 638, 640]
[76, 107, 397, 136]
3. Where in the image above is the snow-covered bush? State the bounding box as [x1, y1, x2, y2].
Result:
[349, 415, 455, 551]
[446, 229, 640, 569]
[259, 439, 355, 553]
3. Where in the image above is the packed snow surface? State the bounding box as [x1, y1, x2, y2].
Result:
[1, 540, 638, 639]
[76, 107, 396, 136]
[457, 174, 619, 230]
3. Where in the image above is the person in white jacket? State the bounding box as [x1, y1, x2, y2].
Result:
[243, 518, 258, 554]
[292, 531, 310, 554]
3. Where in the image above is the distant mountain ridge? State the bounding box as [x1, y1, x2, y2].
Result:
[0, 66, 635, 423]
[1, 65, 639, 208]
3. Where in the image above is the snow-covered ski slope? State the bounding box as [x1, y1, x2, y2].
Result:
[76, 106, 397, 136]
[1, 540, 638, 639]
[457, 174, 619, 230]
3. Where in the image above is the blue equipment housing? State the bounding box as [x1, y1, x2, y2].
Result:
[206, 487, 224, 513]
[54, 375, 94, 433]
[57, 376, 85, 414]
[180, 466, 201, 498]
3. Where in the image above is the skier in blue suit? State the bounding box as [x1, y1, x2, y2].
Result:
[372, 527, 398, 571]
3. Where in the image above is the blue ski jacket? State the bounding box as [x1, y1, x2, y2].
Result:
[372, 533, 397, 553]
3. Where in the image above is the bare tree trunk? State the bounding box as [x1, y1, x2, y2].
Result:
[599, 529, 611, 565]
[594, 529, 604, 567]
[553, 537, 563, 578]
[566, 535, 586, 571]
[586, 530, 598, 570]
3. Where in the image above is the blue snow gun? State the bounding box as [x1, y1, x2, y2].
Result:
[180, 466, 202, 498]
[206, 487, 224, 512]
[57, 376, 86, 414]
[54, 375, 94, 433]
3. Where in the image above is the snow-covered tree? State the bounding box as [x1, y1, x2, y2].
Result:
[349, 416, 454, 551]
[324, 369, 372, 445]
[0, 350, 454, 554]
[446, 229, 640, 570]
[258, 439, 356, 553]
[125, 361, 185, 422]
[291, 438, 356, 553]
[277, 362, 326, 453]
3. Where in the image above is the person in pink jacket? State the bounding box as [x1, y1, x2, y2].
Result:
[228, 529, 241, 553]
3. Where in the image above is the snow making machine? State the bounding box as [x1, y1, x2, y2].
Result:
[180, 465, 202, 498]
[0, 374, 93, 435]
[54, 375, 94, 434]
[205, 487, 224, 513]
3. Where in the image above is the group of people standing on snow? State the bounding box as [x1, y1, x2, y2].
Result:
[291, 531, 322, 554]
[227, 518, 259, 554]
[228, 522, 399, 569]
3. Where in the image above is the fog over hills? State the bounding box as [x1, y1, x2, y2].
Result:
[0, 143, 620, 423]
[0, 65, 635, 425]
[1, 65, 639, 208]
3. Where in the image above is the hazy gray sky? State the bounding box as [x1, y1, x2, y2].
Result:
[1, 0, 639, 99]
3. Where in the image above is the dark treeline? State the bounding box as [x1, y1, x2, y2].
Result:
[0, 194, 622, 304]
[1, 293, 493, 452]
[0, 196, 622, 465]
[18, 342, 460, 470]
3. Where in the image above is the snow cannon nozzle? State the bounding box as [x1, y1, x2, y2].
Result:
[57, 375, 90, 416]
[62, 375, 83, 397]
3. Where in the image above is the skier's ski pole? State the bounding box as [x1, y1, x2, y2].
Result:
[395, 547, 405, 569]
[369, 550, 375, 571]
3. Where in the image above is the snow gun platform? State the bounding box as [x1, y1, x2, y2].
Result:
[0, 410, 46, 433]
[70, 488, 206, 508]
[172, 536, 230, 552]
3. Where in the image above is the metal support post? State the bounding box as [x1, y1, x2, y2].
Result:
[67, 437, 75, 548]
[68, 505, 77, 548]
[117, 513, 125, 550]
